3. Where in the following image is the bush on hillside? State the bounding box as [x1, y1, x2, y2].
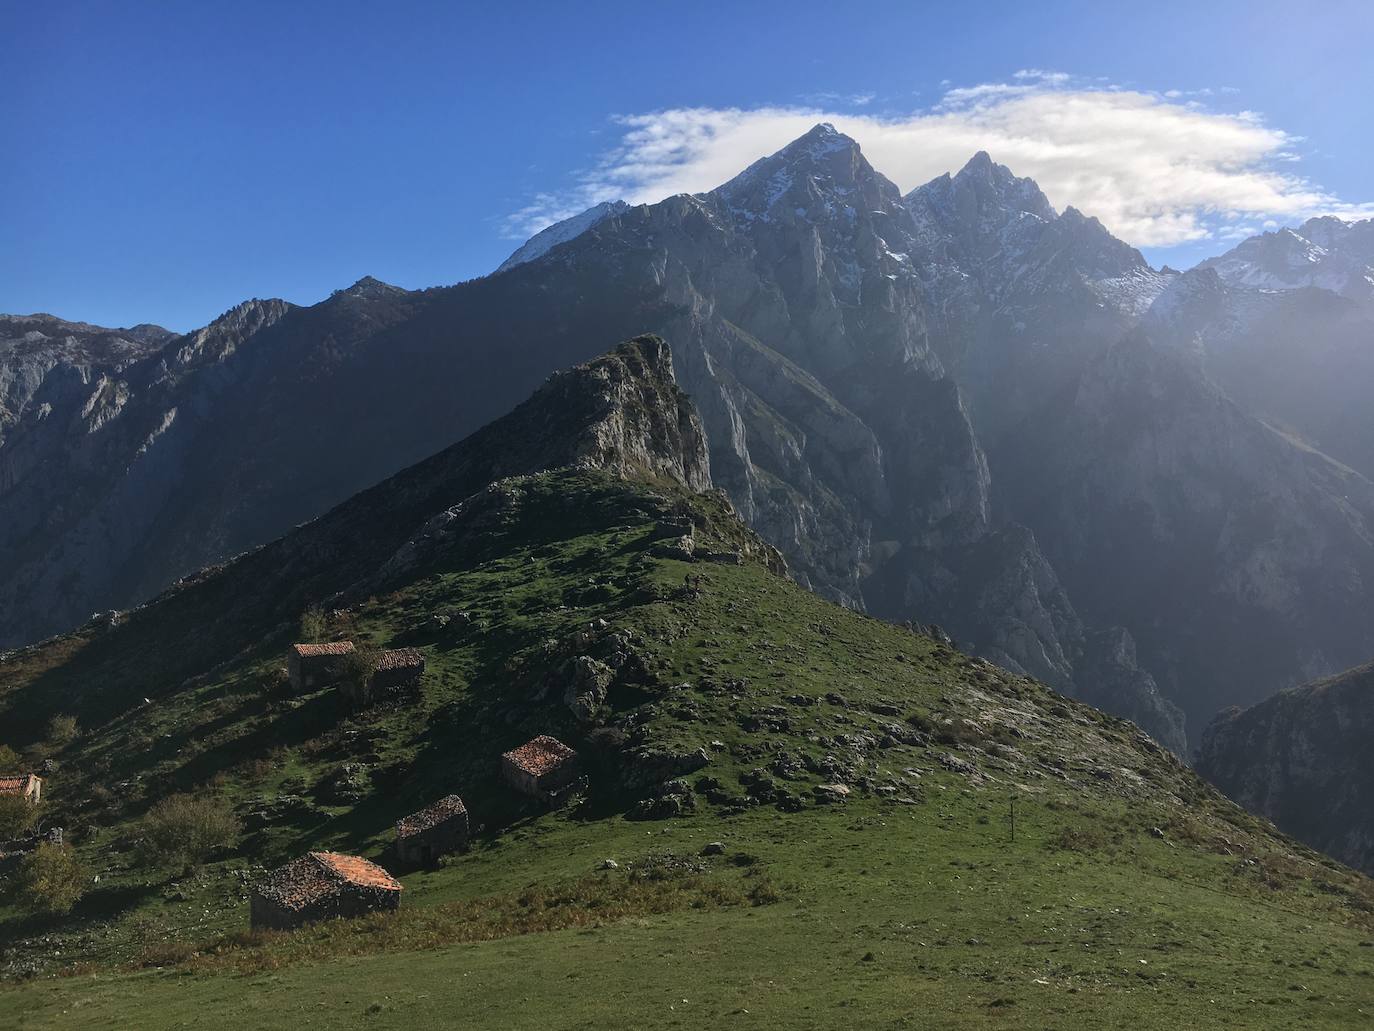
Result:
[46, 714, 79, 747]
[136, 793, 242, 873]
[300, 605, 329, 644]
[14, 842, 88, 915]
[339, 643, 381, 703]
[0, 794, 40, 839]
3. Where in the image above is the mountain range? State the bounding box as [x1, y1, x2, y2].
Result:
[4, 124, 1373, 758]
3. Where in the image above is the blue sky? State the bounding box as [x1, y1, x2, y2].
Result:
[3, 0, 1372, 332]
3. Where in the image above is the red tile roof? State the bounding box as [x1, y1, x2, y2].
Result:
[0, 774, 39, 796]
[292, 641, 355, 658]
[502, 735, 577, 777]
[375, 647, 424, 672]
[314, 851, 403, 891]
[395, 795, 467, 838]
[256, 851, 400, 911]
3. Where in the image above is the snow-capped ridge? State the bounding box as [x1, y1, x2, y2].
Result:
[498, 201, 630, 273]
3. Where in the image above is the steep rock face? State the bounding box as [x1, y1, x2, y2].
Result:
[1003, 331, 1374, 733]
[0, 314, 170, 449]
[1198, 662, 1374, 874]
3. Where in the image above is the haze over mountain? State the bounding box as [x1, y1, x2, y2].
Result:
[4, 125, 1373, 756]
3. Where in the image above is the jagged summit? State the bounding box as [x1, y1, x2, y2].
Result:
[907, 152, 1057, 245]
[712, 123, 900, 220]
[1197, 216, 1374, 308]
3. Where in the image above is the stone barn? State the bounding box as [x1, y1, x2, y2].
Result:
[0, 774, 42, 805]
[501, 736, 584, 805]
[342, 647, 425, 707]
[250, 851, 401, 931]
[395, 794, 469, 866]
[288, 641, 355, 691]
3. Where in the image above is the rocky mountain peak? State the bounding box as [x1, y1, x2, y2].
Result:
[523, 334, 711, 493]
[713, 123, 900, 221]
[335, 276, 408, 301]
[1196, 218, 1374, 308]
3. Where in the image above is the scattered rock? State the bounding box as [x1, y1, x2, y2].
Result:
[814, 783, 851, 804]
[701, 841, 726, 856]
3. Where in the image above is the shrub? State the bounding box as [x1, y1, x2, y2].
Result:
[0, 744, 22, 769]
[0, 794, 40, 839]
[46, 714, 80, 747]
[300, 605, 329, 644]
[14, 842, 88, 915]
[339, 643, 381, 703]
[137, 793, 241, 873]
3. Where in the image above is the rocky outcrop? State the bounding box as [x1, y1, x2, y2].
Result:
[1197, 662, 1374, 875]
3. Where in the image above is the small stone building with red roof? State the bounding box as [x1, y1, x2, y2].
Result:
[341, 648, 426, 707]
[250, 851, 401, 930]
[394, 794, 468, 866]
[288, 641, 355, 692]
[501, 735, 583, 805]
[0, 773, 42, 805]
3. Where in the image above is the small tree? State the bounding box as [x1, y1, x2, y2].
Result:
[339, 643, 380, 706]
[0, 744, 21, 769]
[300, 605, 329, 644]
[137, 793, 242, 873]
[46, 714, 79, 747]
[0, 795, 39, 839]
[14, 842, 88, 916]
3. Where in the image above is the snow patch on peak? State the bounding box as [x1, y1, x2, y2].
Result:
[498, 201, 630, 273]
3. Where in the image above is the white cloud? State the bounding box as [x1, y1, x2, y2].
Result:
[504, 76, 1374, 247]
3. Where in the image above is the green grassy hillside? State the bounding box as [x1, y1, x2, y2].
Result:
[1, 467, 1371, 1028]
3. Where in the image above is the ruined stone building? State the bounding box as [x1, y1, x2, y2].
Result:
[501, 735, 583, 805]
[250, 850, 401, 930]
[342, 647, 425, 707]
[288, 641, 355, 692]
[394, 794, 468, 865]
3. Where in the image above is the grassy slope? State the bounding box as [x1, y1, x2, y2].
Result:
[1, 470, 1372, 1029]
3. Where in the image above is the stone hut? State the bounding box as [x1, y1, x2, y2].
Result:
[288, 641, 355, 692]
[0, 774, 42, 805]
[342, 648, 425, 707]
[501, 736, 583, 805]
[394, 794, 468, 866]
[250, 851, 401, 931]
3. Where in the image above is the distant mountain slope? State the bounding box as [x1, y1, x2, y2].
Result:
[1198, 660, 1374, 874]
[1198, 216, 1374, 310]
[1002, 330, 1374, 733]
[2, 337, 1370, 1029]
[1148, 263, 1374, 482]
